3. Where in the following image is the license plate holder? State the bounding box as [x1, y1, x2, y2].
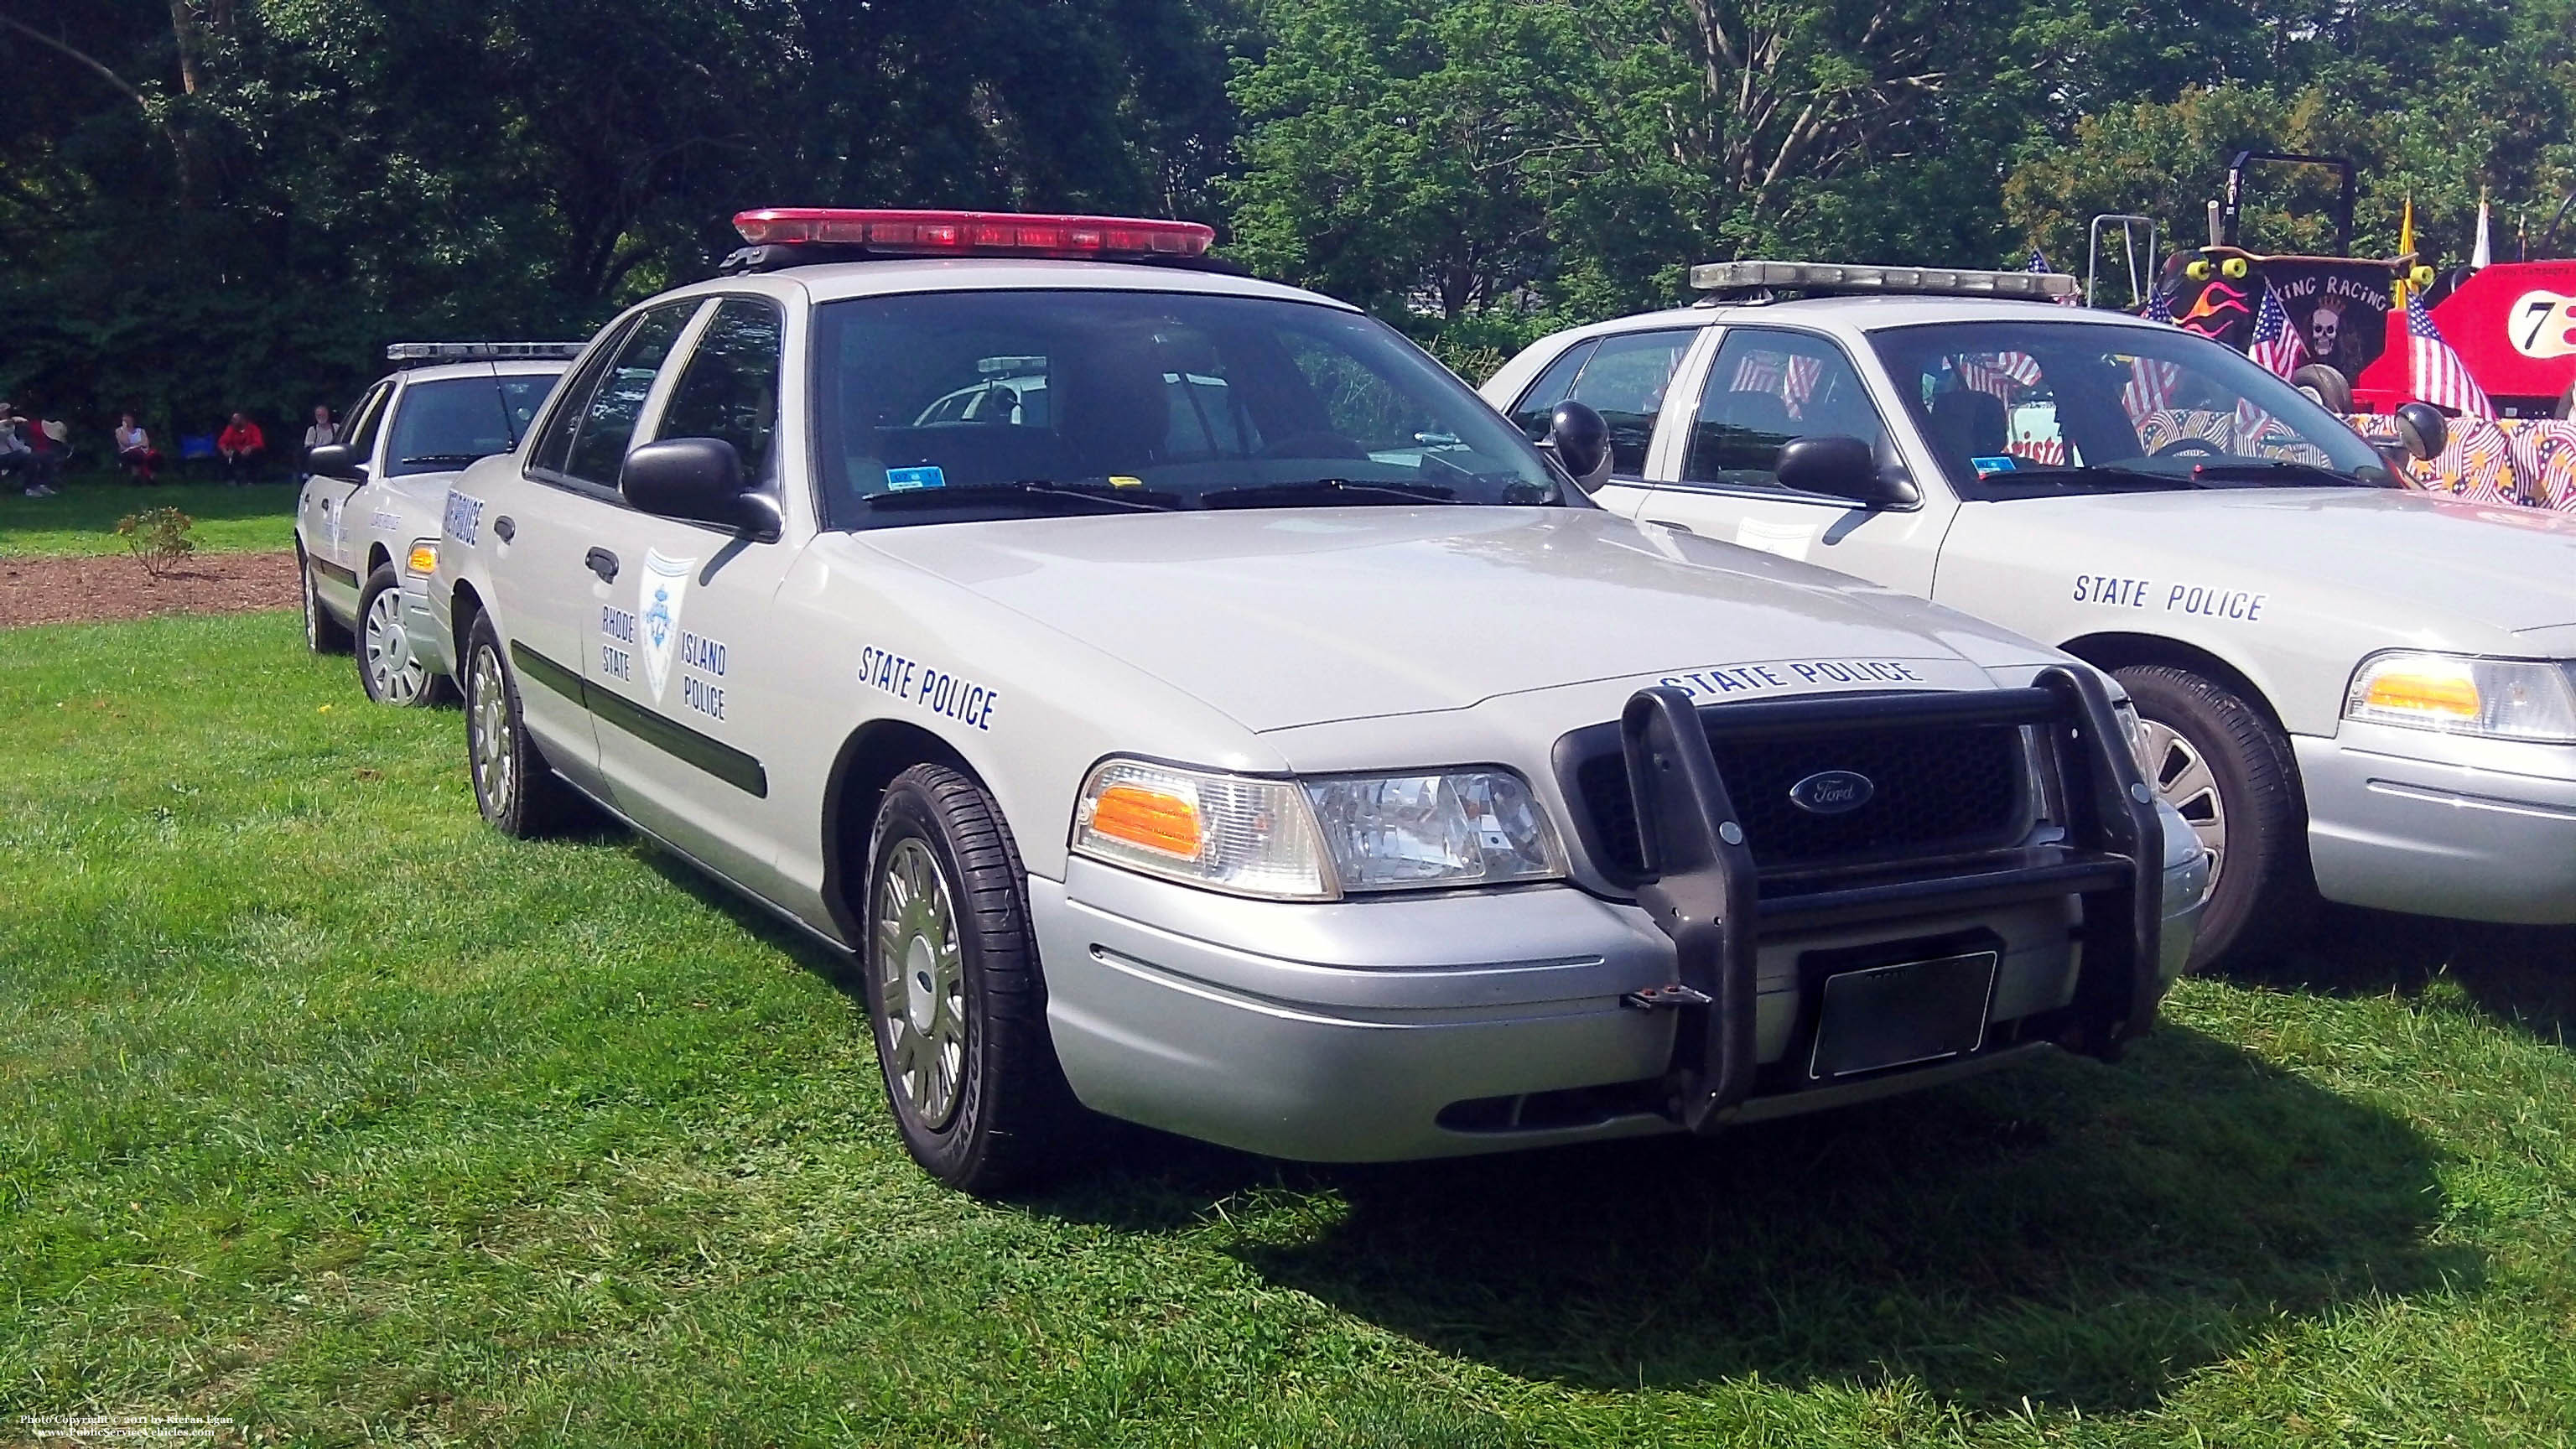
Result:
[1809, 949, 1999, 1080]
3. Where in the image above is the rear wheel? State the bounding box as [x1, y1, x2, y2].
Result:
[462, 613, 579, 837]
[862, 763, 1078, 1195]
[2115, 665, 2314, 969]
[299, 542, 352, 654]
[356, 564, 443, 707]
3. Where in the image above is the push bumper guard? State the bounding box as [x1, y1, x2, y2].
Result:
[1616, 667, 2163, 1132]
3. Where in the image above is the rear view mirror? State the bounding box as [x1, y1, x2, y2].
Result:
[2393, 402, 2449, 462]
[306, 443, 366, 482]
[1541, 401, 1612, 489]
[1774, 434, 1919, 509]
[621, 438, 781, 540]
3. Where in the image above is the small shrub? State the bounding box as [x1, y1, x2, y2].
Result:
[117, 506, 196, 579]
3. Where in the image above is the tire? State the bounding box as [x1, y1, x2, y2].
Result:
[2115, 665, 2315, 969]
[356, 564, 445, 708]
[299, 542, 353, 654]
[862, 762, 1080, 1195]
[2290, 362, 2351, 414]
[461, 612, 579, 838]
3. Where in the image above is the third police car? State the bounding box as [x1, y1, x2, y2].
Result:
[426, 212, 2205, 1193]
[1484, 261, 2576, 968]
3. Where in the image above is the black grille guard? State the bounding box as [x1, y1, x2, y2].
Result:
[1616, 667, 2165, 1132]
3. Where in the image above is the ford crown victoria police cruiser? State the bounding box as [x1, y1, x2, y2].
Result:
[297, 344, 575, 704]
[1486, 260, 2576, 967]
[429, 213, 2205, 1193]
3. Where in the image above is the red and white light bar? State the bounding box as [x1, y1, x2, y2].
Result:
[733, 208, 1213, 260]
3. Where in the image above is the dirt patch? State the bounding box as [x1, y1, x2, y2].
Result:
[0, 549, 300, 629]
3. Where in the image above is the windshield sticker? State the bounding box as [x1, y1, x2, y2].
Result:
[886, 465, 946, 492]
[1970, 455, 2018, 475]
[858, 645, 1000, 731]
[1662, 658, 1930, 699]
[2073, 573, 2268, 621]
[641, 551, 696, 703]
[443, 490, 485, 545]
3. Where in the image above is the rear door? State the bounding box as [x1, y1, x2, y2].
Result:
[1623, 325, 1955, 595]
[581, 297, 798, 891]
[490, 301, 703, 797]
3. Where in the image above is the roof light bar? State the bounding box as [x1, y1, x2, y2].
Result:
[386, 341, 588, 363]
[1690, 260, 2080, 300]
[733, 208, 1213, 259]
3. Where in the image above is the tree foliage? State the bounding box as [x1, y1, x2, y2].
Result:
[3, 0, 2573, 437]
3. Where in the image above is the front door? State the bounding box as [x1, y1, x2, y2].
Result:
[1624, 325, 1955, 595]
[304, 378, 393, 615]
[581, 297, 797, 894]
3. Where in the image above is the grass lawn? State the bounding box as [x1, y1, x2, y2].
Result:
[3, 610, 2573, 1447]
[0, 470, 298, 558]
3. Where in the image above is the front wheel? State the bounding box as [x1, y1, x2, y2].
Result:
[461, 614, 579, 837]
[356, 564, 444, 707]
[863, 763, 1079, 1195]
[2116, 665, 2315, 969]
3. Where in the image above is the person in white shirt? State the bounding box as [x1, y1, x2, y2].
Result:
[116, 413, 162, 486]
[300, 404, 337, 482]
[0, 403, 39, 496]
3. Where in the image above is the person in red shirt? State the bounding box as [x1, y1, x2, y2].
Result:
[217, 413, 266, 485]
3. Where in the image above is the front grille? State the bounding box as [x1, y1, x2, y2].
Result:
[1571, 712, 2031, 880]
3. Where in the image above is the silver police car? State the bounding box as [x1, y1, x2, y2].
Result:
[297, 344, 574, 705]
[427, 211, 2206, 1192]
[1484, 260, 2576, 968]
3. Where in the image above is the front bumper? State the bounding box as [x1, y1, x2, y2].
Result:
[402, 550, 451, 678]
[2298, 723, 2576, 923]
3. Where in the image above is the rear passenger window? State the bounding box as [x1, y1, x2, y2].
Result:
[1509, 329, 1695, 475]
[1684, 329, 1886, 492]
[655, 299, 785, 483]
[559, 303, 698, 487]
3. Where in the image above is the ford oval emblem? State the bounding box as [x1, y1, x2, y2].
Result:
[1788, 770, 1874, 816]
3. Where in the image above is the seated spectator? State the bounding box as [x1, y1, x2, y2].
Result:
[300, 404, 336, 483]
[0, 403, 36, 496]
[19, 402, 66, 494]
[116, 413, 164, 486]
[217, 411, 267, 484]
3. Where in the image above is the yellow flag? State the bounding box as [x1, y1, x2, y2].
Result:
[2397, 196, 2417, 306]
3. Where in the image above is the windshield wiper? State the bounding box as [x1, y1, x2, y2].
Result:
[1197, 477, 1456, 509]
[860, 480, 1180, 512]
[2185, 460, 2381, 487]
[1972, 465, 2209, 492]
[399, 453, 489, 466]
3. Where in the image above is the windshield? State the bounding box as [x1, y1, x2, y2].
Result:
[383, 373, 559, 477]
[810, 289, 1566, 527]
[1867, 320, 2398, 496]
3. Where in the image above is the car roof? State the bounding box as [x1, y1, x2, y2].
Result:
[1566, 294, 2172, 341]
[647, 257, 1363, 312]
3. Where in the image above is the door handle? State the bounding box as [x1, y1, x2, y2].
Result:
[491, 515, 516, 543]
[584, 547, 620, 583]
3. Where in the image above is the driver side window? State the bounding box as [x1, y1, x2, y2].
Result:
[1683, 330, 1886, 492]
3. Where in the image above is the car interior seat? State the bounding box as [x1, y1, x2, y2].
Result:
[1927, 388, 2008, 468]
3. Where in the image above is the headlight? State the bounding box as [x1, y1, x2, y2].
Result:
[1071, 759, 1564, 900]
[406, 542, 439, 574]
[2344, 652, 2576, 743]
[2111, 697, 2153, 779]
[1303, 770, 1565, 891]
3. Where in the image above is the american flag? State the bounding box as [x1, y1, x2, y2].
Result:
[2122, 287, 2181, 421]
[1957, 351, 2041, 400]
[2246, 287, 2309, 380]
[2026, 246, 2084, 305]
[1729, 350, 1824, 413]
[2405, 289, 2496, 419]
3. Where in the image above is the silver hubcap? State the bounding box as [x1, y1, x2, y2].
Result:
[2141, 718, 2226, 889]
[469, 644, 514, 817]
[363, 589, 427, 704]
[874, 838, 967, 1130]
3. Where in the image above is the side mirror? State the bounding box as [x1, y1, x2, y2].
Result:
[621, 438, 781, 539]
[1774, 434, 1919, 508]
[306, 442, 366, 482]
[1541, 401, 1612, 488]
[2393, 402, 2449, 462]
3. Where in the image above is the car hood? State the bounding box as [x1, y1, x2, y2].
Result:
[855, 507, 2058, 731]
[1971, 487, 2576, 636]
